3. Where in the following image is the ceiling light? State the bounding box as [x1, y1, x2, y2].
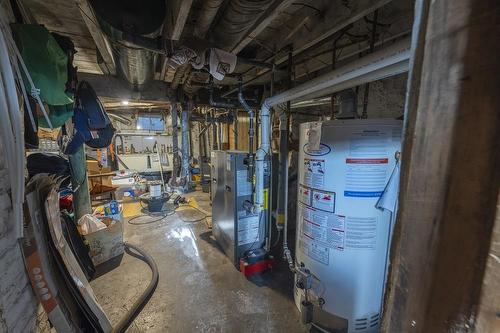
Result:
[121, 100, 129, 106]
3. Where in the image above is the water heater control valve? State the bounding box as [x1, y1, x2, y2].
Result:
[295, 266, 313, 291]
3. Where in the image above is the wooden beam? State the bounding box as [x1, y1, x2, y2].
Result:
[78, 73, 171, 101]
[231, 0, 296, 54]
[165, 0, 194, 40]
[75, 0, 116, 75]
[231, 0, 392, 92]
[382, 0, 500, 331]
[160, 0, 194, 80]
[273, 0, 392, 67]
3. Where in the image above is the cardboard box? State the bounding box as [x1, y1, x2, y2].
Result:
[87, 160, 114, 187]
[84, 214, 124, 266]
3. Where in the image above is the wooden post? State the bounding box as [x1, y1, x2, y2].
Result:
[382, 0, 500, 331]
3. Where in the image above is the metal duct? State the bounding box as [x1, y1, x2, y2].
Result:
[336, 89, 358, 119]
[211, 0, 275, 51]
[171, 101, 180, 183]
[194, 0, 225, 38]
[238, 87, 255, 182]
[89, 0, 166, 89]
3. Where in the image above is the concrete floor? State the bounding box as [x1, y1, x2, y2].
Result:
[90, 190, 308, 332]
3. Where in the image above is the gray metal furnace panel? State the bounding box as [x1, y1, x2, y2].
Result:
[211, 151, 265, 267]
[211, 151, 230, 258]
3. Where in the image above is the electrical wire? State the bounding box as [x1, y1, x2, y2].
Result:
[128, 196, 211, 225]
[127, 198, 176, 225]
[127, 210, 175, 225]
[175, 202, 210, 223]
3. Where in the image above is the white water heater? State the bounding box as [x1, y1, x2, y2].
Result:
[294, 119, 402, 333]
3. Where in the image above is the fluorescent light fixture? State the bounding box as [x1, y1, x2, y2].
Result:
[121, 100, 129, 106]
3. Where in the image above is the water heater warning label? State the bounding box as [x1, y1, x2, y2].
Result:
[344, 158, 388, 197]
[299, 204, 344, 251]
[298, 185, 311, 206]
[312, 190, 335, 212]
[345, 216, 377, 250]
[303, 158, 325, 189]
[299, 238, 329, 265]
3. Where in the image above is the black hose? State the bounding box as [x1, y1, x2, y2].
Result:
[112, 242, 159, 333]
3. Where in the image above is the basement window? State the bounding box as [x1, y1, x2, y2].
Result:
[136, 114, 164, 131]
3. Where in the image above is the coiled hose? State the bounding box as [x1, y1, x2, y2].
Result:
[112, 242, 159, 333]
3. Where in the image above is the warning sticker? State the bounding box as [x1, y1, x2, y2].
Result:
[299, 237, 329, 265]
[330, 230, 345, 250]
[332, 214, 345, 230]
[298, 185, 312, 206]
[331, 215, 345, 250]
[345, 158, 388, 197]
[236, 170, 252, 196]
[299, 203, 313, 221]
[298, 205, 344, 251]
[312, 190, 335, 213]
[303, 158, 326, 189]
[345, 216, 377, 250]
[348, 129, 389, 157]
[237, 215, 260, 246]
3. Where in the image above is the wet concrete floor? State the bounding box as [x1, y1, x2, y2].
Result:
[91, 190, 308, 332]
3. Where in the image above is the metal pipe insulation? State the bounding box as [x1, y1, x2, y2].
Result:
[194, 0, 225, 38]
[280, 110, 293, 269]
[205, 123, 211, 157]
[171, 101, 180, 182]
[210, 0, 275, 51]
[253, 38, 411, 214]
[276, 109, 288, 232]
[181, 101, 191, 183]
[212, 109, 218, 150]
[238, 82, 255, 183]
[89, 0, 166, 89]
[266, 38, 410, 106]
[336, 89, 359, 119]
[233, 111, 239, 150]
[280, 49, 293, 266]
[221, 30, 408, 99]
[362, 9, 379, 119]
[217, 122, 223, 150]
